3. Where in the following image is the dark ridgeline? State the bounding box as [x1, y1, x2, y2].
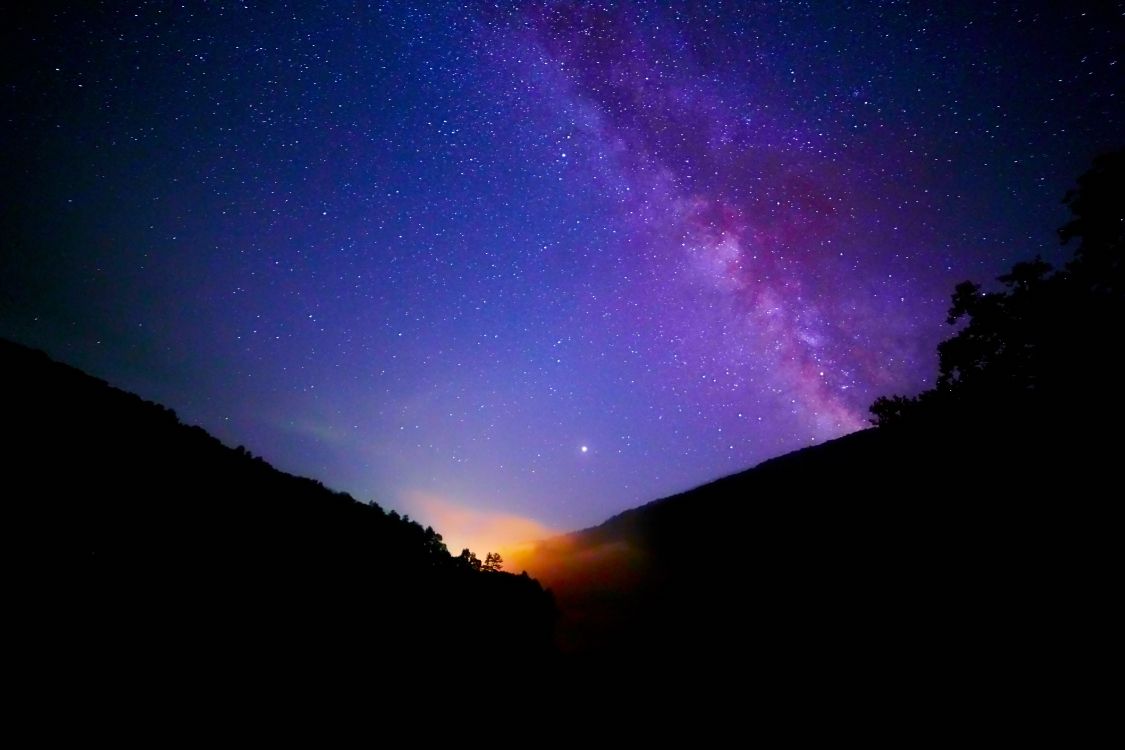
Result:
[524, 151, 1121, 722]
[4, 341, 557, 693]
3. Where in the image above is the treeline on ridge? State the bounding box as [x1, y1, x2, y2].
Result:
[5, 338, 557, 680]
[870, 149, 1125, 439]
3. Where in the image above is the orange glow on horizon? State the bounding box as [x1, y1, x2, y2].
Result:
[405, 491, 649, 597]
[406, 492, 558, 569]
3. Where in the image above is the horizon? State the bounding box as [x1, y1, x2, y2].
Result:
[3, 2, 1122, 549]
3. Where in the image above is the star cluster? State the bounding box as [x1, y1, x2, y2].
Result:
[2, 2, 1121, 540]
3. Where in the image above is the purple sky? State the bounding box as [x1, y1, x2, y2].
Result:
[3, 2, 1121, 547]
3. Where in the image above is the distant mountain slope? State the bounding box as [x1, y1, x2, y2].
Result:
[3, 339, 556, 687]
[523, 151, 1124, 684]
[506, 152, 1123, 726]
[516, 411, 1114, 705]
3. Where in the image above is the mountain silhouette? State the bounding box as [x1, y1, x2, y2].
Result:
[511, 414, 1113, 724]
[4, 338, 557, 702]
[511, 152, 1122, 723]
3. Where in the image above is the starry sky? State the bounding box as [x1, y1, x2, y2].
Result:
[3, 2, 1122, 549]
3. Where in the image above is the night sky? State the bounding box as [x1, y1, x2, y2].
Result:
[3, 2, 1122, 551]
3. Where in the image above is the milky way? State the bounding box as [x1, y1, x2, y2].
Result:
[2, 2, 1121, 547]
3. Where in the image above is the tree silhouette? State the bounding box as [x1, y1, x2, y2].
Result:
[1060, 150, 1125, 290]
[459, 548, 482, 572]
[482, 552, 504, 572]
[870, 149, 1125, 427]
[868, 394, 920, 427]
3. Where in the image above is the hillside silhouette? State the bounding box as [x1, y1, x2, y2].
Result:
[512, 152, 1121, 718]
[5, 339, 557, 693]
